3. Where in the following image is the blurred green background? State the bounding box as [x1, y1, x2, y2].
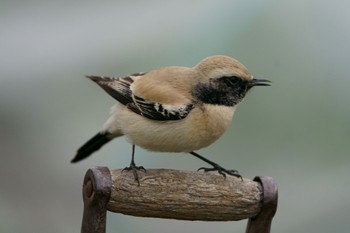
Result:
[1, 1, 349, 232]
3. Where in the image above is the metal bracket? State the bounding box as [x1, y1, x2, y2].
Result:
[245, 176, 278, 233]
[81, 167, 112, 233]
[80, 167, 278, 233]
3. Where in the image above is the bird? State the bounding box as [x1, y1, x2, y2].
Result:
[71, 55, 270, 183]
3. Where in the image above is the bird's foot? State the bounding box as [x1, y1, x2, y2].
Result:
[122, 161, 146, 185]
[198, 164, 242, 180]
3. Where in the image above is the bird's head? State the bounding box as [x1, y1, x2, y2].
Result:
[192, 55, 270, 106]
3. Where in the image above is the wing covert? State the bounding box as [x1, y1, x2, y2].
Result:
[87, 73, 146, 105]
[87, 72, 195, 121]
[127, 95, 195, 121]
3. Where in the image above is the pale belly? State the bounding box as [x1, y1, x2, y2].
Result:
[106, 104, 236, 152]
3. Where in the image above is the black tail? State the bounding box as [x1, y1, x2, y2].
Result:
[71, 132, 112, 163]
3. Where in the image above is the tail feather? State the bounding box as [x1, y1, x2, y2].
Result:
[71, 132, 112, 163]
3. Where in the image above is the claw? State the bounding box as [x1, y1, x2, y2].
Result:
[198, 165, 242, 180]
[190, 151, 243, 180]
[122, 164, 146, 185]
[123, 145, 146, 185]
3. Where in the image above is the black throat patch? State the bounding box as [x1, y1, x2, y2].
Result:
[192, 77, 249, 106]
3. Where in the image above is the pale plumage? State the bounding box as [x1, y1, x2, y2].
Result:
[72, 55, 270, 182]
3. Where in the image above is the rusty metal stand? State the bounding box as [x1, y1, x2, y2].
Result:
[80, 167, 278, 233]
[81, 167, 112, 233]
[245, 176, 278, 233]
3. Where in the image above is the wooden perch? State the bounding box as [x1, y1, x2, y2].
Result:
[81, 167, 278, 233]
[106, 169, 262, 221]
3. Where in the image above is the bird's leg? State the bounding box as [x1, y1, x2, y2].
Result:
[122, 145, 146, 185]
[189, 151, 242, 180]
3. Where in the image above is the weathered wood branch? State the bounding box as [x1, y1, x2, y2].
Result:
[106, 169, 262, 221]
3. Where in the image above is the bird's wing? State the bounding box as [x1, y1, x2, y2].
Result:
[87, 73, 195, 121]
[87, 73, 145, 105]
[127, 95, 194, 121]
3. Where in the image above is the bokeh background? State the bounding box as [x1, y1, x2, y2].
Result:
[1, 1, 349, 232]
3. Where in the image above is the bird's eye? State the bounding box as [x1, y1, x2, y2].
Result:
[228, 76, 240, 83]
[220, 76, 241, 86]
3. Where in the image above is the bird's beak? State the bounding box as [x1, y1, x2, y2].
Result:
[248, 78, 271, 87]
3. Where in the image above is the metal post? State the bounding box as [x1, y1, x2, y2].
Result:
[245, 176, 278, 233]
[81, 167, 112, 233]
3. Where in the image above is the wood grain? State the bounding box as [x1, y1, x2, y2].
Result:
[107, 169, 262, 221]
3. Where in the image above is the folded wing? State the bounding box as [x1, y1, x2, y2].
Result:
[87, 73, 195, 121]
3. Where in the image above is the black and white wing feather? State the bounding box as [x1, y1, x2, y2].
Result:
[87, 73, 195, 121]
[87, 73, 145, 105]
[127, 95, 194, 121]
